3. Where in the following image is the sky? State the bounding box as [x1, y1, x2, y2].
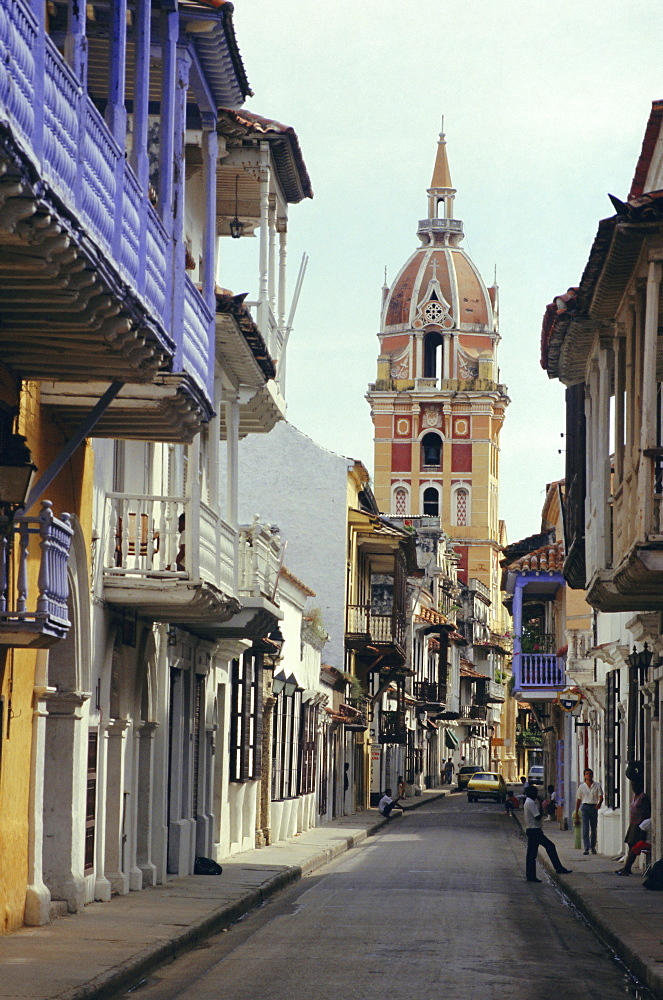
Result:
[221, 0, 663, 544]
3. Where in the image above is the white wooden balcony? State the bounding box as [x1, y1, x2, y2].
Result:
[0, 502, 73, 648]
[102, 497, 281, 639]
[102, 493, 239, 635]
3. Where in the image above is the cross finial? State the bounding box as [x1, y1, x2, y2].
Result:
[440, 114, 444, 137]
[384, 265, 388, 285]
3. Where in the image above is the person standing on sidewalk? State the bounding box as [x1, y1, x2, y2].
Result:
[524, 785, 572, 882]
[574, 768, 604, 855]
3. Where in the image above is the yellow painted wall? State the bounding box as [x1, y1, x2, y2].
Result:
[0, 378, 93, 933]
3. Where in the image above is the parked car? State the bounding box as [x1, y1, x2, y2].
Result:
[456, 765, 483, 790]
[527, 765, 544, 785]
[467, 772, 507, 803]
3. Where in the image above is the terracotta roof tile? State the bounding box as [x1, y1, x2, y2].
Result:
[508, 540, 564, 573]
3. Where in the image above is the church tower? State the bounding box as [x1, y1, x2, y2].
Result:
[367, 125, 509, 612]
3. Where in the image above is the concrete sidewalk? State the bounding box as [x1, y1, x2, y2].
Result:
[512, 810, 663, 998]
[0, 791, 443, 1000]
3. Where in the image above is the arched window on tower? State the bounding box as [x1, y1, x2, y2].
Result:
[394, 487, 407, 516]
[421, 432, 442, 468]
[456, 488, 469, 526]
[423, 331, 444, 381]
[423, 487, 440, 517]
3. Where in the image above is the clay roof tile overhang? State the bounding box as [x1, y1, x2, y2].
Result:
[541, 189, 663, 382]
[630, 99, 663, 199]
[460, 664, 489, 680]
[217, 109, 313, 203]
[181, 2, 253, 105]
[348, 509, 419, 574]
[215, 291, 276, 380]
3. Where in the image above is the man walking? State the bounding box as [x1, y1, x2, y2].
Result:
[574, 768, 604, 855]
[524, 785, 572, 882]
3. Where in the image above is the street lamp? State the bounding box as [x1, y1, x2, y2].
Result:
[283, 673, 297, 698]
[272, 670, 287, 696]
[263, 625, 285, 670]
[628, 643, 654, 683]
[229, 174, 244, 239]
[0, 405, 36, 527]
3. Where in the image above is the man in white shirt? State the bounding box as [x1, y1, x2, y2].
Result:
[574, 768, 604, 855]
[378, 788, 405, 820]
[524, 786, 572, 882]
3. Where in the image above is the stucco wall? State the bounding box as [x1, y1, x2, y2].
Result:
[229, 422, 353, 672]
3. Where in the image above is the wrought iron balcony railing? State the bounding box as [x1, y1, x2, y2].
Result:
[378, 709, 407, 745]
[459, 704, 488, 721]
[413, 680, 447, 704]
[0, 502, 73, 648]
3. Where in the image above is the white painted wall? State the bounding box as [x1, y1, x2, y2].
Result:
[226, 421, 353, 671]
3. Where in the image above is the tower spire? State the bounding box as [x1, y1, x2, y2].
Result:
[421, 118, 462, 247]
[430, 122, 453, 191]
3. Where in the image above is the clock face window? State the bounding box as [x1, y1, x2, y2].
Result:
[424, 301, 445, 324]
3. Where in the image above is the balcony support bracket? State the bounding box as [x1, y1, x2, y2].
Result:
[25, 381, 125, 512]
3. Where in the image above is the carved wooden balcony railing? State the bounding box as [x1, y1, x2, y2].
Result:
[0, 501, 73, 648]
[238, 520, 281, 602]
[0, 0, 213, 419]
[515, 653, 566, 690]
[346, 604, 406, 650]
[102, 492, 239, 632]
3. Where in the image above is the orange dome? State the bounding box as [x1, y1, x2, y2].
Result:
[382, 245, 495, 334]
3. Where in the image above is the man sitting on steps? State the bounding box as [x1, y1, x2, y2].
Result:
[378, 788, 408, 819]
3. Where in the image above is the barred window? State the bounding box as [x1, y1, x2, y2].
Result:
[605, 668, 620, 809]
[272, 687, 302, 800]
[299, 702, 318, 795]
[230, 652, 263, 782]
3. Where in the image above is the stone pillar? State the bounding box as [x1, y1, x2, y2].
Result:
[257, 692, 276, 847]
[104, 718, 131, 895]
[94, 721, 112, 901]
[136, 722, 158, 886]
[42, 690, 89, 913]
[25, 653, 53, 926]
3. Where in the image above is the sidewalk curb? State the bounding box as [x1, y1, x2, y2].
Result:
[58, 794, 444, 1000]
[512, 813, 663, 998]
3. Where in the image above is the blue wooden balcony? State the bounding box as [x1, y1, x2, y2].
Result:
[0, 0, 217, 440]
[512, 652, 566, 700]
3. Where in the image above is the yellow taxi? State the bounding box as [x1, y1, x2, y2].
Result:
[466, 771, 507, 803]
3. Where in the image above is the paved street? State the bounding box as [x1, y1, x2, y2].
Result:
[120, 797, 650, 1000]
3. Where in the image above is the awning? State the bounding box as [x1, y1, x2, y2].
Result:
[444, 729, 460, 750]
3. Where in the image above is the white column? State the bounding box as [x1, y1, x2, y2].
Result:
[136, 722, 158, 886]
[278, 224, 288, 331]
[94, 722, 112, 901]
[597, 346, 612, 567]
[42, 690, 88, 913]
[257, 142, 271, 348]
[641, 261, 661, 535]
[104, 719, 130, 895]
[268, 194, 276, 317]
[187, 433, 202, 579]
[25, 652, 53, 926]
[614, 330, 625, 485]
[225, 390, 240, 532]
